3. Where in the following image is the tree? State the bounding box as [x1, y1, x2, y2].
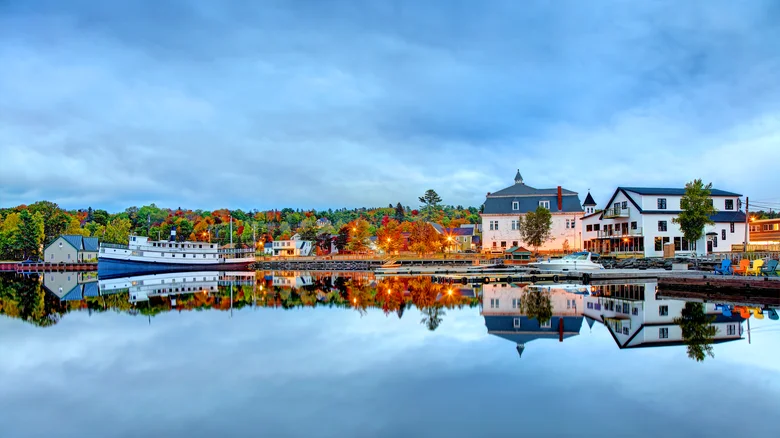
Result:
[408, 221, 444, 256]
[15, 210, 45, 259]
[335, 225, 350, 251]
[421, 306, 445, 331]
[674, 179, 716, 262]
[395, 202, 405, 222]
[674, 302, 718, 362]
[347, 219, 371, 253]
[518, 206, 553, 253]
[519, 290, 553, 325]
[376, 218, 403, 254]
[103, 218, 131, 244]
[418, 189, 442, 220]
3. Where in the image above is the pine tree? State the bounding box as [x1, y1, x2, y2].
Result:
[395, 202, 405, 222]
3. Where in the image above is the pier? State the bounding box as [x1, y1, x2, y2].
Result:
[0, 262, 98, 273]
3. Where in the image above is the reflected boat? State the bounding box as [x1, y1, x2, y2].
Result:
[527, 252, 604, 271]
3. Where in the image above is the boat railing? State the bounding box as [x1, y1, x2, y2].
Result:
[100, 243, 129, 250]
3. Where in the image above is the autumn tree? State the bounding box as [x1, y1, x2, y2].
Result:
[518, 206, 553, 253]
[376, 218, 403, 254]
[347, 218, 371, 253]
[674, 302, 718, 362]
[418, 189, 443, 221]
[335, 225, 350, 251]
[103, 218, 132, 244]
[408, 221, 443, 256]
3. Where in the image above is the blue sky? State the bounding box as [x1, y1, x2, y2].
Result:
[1, 0, 779, 212]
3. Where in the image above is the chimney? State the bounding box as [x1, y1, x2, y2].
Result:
[170, 226, 177, 242]
[557, 186, 563, 211]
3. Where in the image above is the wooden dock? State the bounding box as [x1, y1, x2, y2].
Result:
[0, 262, 98, 273]
[657, 274, 780, 306]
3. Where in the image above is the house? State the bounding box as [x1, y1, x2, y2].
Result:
[504, 246, 532, 261]
[42, 271, 98, 301]
[263, 242, 273, 256]
[481, 170, 584, 253]
[481, 282, 584, 358]
[271, 234, 314, 257]
[43, 235, 100, 263]
[583, 281, 744, 349]
[316, 217, 332, 228]
[580, 187, 746, 257]
[749, 218, 780, 244]
[430, 224, 478, 251]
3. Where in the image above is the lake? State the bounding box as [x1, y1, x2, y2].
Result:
[1, 271, 779, 438]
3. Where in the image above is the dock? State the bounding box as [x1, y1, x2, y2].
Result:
[0, 262, 98, 273]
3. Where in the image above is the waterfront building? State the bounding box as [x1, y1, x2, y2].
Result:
[481, 170, 584, 253]
[481, 283, 584, 358]
[42, 271, 98, 301]
[749, 218, 780, 245]
[44, 235, 100, 263]
[583, 282, 744, 349]
[271, 234, 314, 257]
[430, 224, 478, 252]
[581, 187, 746, 257]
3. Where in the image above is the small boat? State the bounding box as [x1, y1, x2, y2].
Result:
[527, 252, 604, 272]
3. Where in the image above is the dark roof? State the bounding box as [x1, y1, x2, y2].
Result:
[82, 282, 99, 297]
[62, 285, 83, 301]
[583, 192, 597, 206]
[484, 315, 583, 346]
[442, 227, 475, 236]
[621, 187, 742, 197]
[710, 211, 746, 223]
[83, 237, 99, 252]
[483, 181, 583, 214]
[514, 169, 523, 183]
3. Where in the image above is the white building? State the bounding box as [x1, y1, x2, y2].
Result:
[481, 170, 584, 253]
[581, 187, 746, 257]
[271, 234, 314, 257]
[582, 282, 744, 349]
[44, 235, 100, 263]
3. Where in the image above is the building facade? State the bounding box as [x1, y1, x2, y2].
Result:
[44, 235, 100, 263]
[271, 234, 314, 257]
[581, 187, 746, 257]
[481, 170, 584, 253]
[749, 218, 780, 244]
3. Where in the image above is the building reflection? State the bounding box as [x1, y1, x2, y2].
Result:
[481, 282, 585, 358]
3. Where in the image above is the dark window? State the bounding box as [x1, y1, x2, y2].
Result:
[674, 237, 681, 251]
[586, 225, 593, 232]
[682, 238, 689, 251]
[500, 241, 507, 248]
[594, 224, 600, 231]
[730, 223, 735, 233]
[631, 221, 637, 230]
[658, 221, 667, 232]
[659, 328, 669, 339]
[623, 327, 629, 335]
[722, 229, 726, 240]
[621, 201, 627, 209]
[659, 305, 668, 316]
[512, 241, 518, 247]
[713, 236, 717, 248]
[622, 303, 630, 314]
[657, 198, 667, 209]
[725, 199, 734, 210]
[655, 237, 663, 251]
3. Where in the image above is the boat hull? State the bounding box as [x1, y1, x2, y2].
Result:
[527, 262, 604, 271]
[98, 257, 253, 278]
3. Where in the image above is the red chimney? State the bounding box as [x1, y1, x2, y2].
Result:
[557, 186, 563, 211]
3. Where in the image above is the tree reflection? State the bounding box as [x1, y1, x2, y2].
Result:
[420, 305, 445, 331]
[519, 290, 553, 325]
[674, 302, 718, 362]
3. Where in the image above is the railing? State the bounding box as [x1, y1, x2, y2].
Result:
[596, 227, 643, 239]
[603, 207, 630, 218]
[100, 243, 129, 250]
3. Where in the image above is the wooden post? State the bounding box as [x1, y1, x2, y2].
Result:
[744, 197, 749, 253]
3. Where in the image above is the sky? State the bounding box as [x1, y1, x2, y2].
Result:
[1, 0, 780, 213]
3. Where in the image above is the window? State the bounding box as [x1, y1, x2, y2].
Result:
[539, 200, 550, 209]
[658, 221, 667, 232]
[730, 223, 735, 233]
[512, 298, 520, 309]
[586, 225, 593, 232]
[659, 305, 668, 316]
[657, 198, 667, 209]
[659, 328, 669, 339]
[630, 221, 637, 230]
[621, 201, 627, 209]
[512, 201, 519, 211]
[765, 224, 771, 231]
[623, 327, 629, 335]
[622, 303, 630, 314]
[587, 302, 594, 309]
[655, 237, 663, 251]
[67, 254, 70, 260]
[492, 241, 497, 248]
[489, 220, 499, 231]
[513, 318, 521, 328]
[632, 307, 639, 316]
[500, 241, 507, 248]
[721, 229, 726, 241]
[540, 320, 551, 328]
[512, 241, 518, 247]
[490, 298, 500, 309]
[511, 220, 518, 230]
[594, 224, 600, 231]
[713, 236, 717, 248]
[199, 244, 203, 248]
[725, 199, 734, 210]
[727, 324, 736, 336]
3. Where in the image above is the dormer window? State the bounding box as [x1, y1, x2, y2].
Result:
[539, 200, 550, 209]
[512, 201, 519, 211]
[725, 199, 734, 210]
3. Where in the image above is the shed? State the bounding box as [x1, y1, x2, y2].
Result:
[504, 246, 532, 260]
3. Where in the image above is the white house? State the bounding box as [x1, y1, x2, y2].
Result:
[581, 187, 746, 257]
[583, 281, 744, 349]
[271, 234, 314, 257]
[43, 235, 100, 263]
[481, 170, 584, 253]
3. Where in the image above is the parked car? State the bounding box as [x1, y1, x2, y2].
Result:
[20, 258, 40, 265]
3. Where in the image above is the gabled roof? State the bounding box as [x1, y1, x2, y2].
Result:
[82, 282, 99, 297]
[583, 192, 597, 206]
[83, 237, 99, 251]
[61, 235, 84, 251]
[621, 187, 742, 197]
[61, 285, 83, 301]
[505, 246, 531, 254]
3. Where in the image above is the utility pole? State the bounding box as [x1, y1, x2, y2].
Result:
[229, 215, 233, 247]
[744, 197, 749, 253]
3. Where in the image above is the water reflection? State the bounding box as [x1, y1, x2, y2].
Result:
[1, 271, 777, 362]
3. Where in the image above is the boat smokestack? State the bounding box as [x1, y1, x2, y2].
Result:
[170, 226, 177, 242]
[557, 186, 562, 211]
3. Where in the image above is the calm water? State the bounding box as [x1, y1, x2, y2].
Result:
[1, 271, 779, 438]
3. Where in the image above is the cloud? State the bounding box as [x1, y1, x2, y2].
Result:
[1, 0, 779, 211]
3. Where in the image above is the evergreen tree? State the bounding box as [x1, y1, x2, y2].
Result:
[395, 202, 405, 222]
[16, 210, 45, 259]
[418, 189, 442, 220]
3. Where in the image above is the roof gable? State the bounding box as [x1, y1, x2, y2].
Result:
[82, 237, 99, 251]
[58, 235, 84, 251]
[620, 187, 742, 197]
